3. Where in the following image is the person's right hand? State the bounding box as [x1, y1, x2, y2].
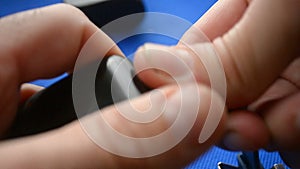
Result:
[133, 0, 300, 167]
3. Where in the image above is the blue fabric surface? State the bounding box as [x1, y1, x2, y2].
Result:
[0, 0, 290, 168]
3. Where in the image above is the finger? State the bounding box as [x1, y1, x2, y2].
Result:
[134, 0, 300, 108]
[204, 0, 300, 107]
[248, 78, 298, 110]
[219, 77, 299, 151]
[0, 4, 123, 135]
[134, 0, 249, 89]
[134, 0, 249, 88]
[20, 83, 44, 104]
[218, 110, 270, 151]
[0, 83, 227, 168]
[260, 92, 300, 150]
[0, 3, 123, 84]
[180, 0, 249, 42]
[134, 0, 249, 87]
[281, 57, 300, 88]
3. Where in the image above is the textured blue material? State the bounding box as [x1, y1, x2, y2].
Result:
[0, 0, 290, 168]
[0, 0, 61, 17]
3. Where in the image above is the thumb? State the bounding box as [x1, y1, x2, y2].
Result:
[0, 83, 227, 169]
[134, 0, 300, 108]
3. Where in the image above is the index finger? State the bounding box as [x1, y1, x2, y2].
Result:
[0, 3, 123, 84]
[180, 0, 249, 43]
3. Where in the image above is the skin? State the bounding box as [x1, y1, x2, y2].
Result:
[0, 0, 299, 168]
[134, 0, 300, 167]
[0, 3, 226, 169]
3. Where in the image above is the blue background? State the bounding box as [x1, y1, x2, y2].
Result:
[0, 0, 290, 168]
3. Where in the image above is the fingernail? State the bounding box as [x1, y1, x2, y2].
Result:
[222, 132, 247, 150]
[135, 43, 195, 81]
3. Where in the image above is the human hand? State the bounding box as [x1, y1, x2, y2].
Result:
[134, 0, 300, 167]
[0, 4, 227, 168]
